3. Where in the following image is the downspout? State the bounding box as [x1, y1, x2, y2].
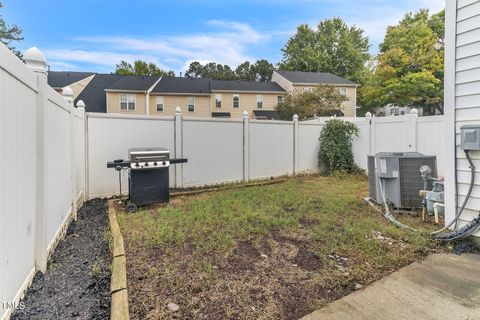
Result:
[146, 77, 162, 116]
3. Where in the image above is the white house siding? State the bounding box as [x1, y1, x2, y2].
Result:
[445, 0, 480, 236]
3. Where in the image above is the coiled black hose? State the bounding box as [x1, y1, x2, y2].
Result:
[432, 150, 475, 237]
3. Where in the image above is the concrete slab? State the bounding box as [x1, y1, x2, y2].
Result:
[301, 254, 480, 320]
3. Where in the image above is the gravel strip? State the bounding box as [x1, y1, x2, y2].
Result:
[12, 199, 111, 320]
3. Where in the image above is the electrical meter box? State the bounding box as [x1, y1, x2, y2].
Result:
[461, 125, 480, 150]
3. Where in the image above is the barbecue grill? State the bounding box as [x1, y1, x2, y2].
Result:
[107, 147, 187, 208]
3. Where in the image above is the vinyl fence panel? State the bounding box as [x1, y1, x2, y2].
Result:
[0, 44, 86, 320]
[249, 120, 294, 179]
[298, 123, 323, 172]
[182, 118, 244, 187]
[86, 114, 175, 197]
[0, 50, 38, 320]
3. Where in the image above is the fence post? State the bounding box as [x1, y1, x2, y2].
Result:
[293, 114, 299, 175]
[63, 87, 77, 221]
[365, 112, 372, 155]
[25, 47, 49, 272]
[76, 100, 86, 205]
[174, 107, 183, 188]
[243, 111, 250, 182]
[408, 109, 418, 152]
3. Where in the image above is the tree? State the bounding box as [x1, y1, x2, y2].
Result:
[253, 59, 274, 81]
[0, 2, 23, 58]
[279, 18, 370, 82]
[184, 61, 204, 78]
[275, 85, 348, 120]
[115, 60, 175, 77]
[363, 9, 444, 115]
[235, 61, 256, 81]
[186, 60, 275, 81]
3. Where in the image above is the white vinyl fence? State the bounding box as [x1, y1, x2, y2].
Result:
[86, 111, 446, 198]
[0, 45, 85, 320]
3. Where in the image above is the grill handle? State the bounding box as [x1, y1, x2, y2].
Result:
[170, 158, 188, 164]
[132, 155, 169, 161]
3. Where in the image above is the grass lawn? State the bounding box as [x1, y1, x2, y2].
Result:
[118, 174, 439, 320]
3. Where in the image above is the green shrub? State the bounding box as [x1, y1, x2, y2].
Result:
[319, 119, 359, 173]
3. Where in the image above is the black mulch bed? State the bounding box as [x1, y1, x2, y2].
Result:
[12, 199, 111, 320]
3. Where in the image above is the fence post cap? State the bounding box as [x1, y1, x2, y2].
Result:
[365, 112, 372, 118]
[76, 99, 86, 110]
[293, 114, 299, 120]
[242, 111, 249, 119]
[410, 108, 418, 115]
[62, 86, 74, 104]
[24, 47, 47, 74]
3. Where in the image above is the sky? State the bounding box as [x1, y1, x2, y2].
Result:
[2, 0, 445, 74]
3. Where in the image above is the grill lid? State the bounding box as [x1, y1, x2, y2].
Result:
[129, 147, 170, 170]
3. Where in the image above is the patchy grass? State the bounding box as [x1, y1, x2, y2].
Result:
[118, 174, 440, 320]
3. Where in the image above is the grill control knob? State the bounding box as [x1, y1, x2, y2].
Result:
[153, 162, 158, 166]
[162, 161, 166, 166]
[144, 162, 149, 167]
[135, 162, 139, 167]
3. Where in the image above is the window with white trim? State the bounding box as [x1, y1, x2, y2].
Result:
[277, 96, 284, 104]
[120, 94, 136, 111]
[256, 94, 263, 109]
[128, 95, 136, 110]
[215, 94, 222, 108]
[233, 94, 240, 108]
[156, 96, 164, 112]
[187, 96, 195, 112]
[338, 87, 347, 96]
[120, 95, 127, 110]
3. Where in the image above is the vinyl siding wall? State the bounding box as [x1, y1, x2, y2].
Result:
[149, 95, 211, 117]
[210, 92, 285, 118]
[107, 92, 147, 115]
[445, 0, 480, 234]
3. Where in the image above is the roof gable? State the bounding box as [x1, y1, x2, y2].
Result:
[74, 74, 124, 113]
[47, 71, 95, 88]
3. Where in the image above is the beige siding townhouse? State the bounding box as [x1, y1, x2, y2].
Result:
[209, 80, 286, 119]
[49, 69, 357, 119]
[149, 77, 212, 117]
[272, 70, 359, 117]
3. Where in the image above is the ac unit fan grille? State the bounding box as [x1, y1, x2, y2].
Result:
[399, 157, 436, 208]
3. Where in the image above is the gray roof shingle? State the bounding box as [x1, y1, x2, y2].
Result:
[48, 71, 95, 88]
[275, 71, 357, 85]
[105, 75, 160, 91]
[151, 77, 211, 94]
[211, 80, 285, 92]
[74, 74, 124, 113]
